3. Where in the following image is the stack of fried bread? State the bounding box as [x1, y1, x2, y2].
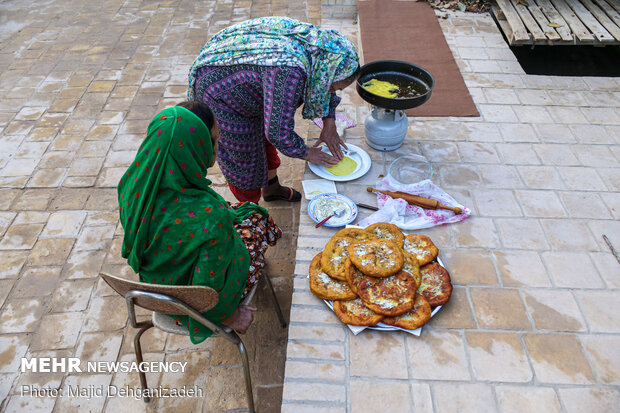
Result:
[309, 223, 452, 330]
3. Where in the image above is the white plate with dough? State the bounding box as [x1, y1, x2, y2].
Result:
[307, 143, 371, 182]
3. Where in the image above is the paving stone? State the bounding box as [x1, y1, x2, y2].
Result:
[0, 189, 20, 210]
[283, 382, 346, 404]
[437, 163, 481, 187]
[540, 219, 598, 251]
[433, 383, 496, 413]
[48, 189, 92, 210]
[524, 333, 595, 384]
[75, 331, 123, 364]
[406, 330, 470, 380]
[496, 143, 540, 165]
[105, 352, 164, 412]
[557, 166, 607, 191]
[11, 188, 54, 210]
[350, 380, 411, 412]
[441, 249, 498, 285]
[67, 157, 105, 178]
[0, 158, 40, 177]
[349, 330, 407, 379]
[570, 124, 615, 144]
[286, 341, 344, 361]
[55, 374, 112, 413]
[478, 164, 523, 188]
[575, 291, 620, 333]
[427, 286, 476, 328]
[523, 289, 587, 331]
[495, 386, 562, 413]
[40, 210, 87, 238]
[74, 224, 116, 251]
[470, 288, 531, 330]
[579, 335, 620, 385]
[452, 217, 501, 248]
[27, 168, 66, 187]
[518, 166, 565, 189]
[28, 238, 74, 266]
[533, 143, 580, 166]
[558, 387, 620, 413]
[472, 189, 522, 216]
[0, 298, 46, 334]
[542, 251, 605, 288]
[13, 266, 62, 298]
[285, 360, 345, 381]
[495, 218, 548, 250]
[0, 334, 31, 373]
[493, 251, 551, 287]
[465, 331, 532, 382]
[3, 395, 57, 412]
[0, 250, 30, 280]
[31, 311, 84, 351]
[50, 279, 95, 312]
[589, 252, 620, 288]
[0, 223, 44, 250]
[515, 190, 566, 217]
[82, 295, 127, 332]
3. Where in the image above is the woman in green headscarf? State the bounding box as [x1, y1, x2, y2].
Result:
[118, 102, 281, 343]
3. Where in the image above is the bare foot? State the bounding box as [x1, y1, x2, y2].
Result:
[222, 305, 257, 334]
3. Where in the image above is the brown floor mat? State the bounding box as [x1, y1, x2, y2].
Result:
[357, 0, 479, 117]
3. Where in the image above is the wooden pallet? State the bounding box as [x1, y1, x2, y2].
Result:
[493, 0, 620, 45]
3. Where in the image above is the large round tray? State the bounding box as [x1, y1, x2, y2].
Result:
[356, 60, 434, 110]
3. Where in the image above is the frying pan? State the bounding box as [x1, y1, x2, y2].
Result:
[356, 60, 434, 110]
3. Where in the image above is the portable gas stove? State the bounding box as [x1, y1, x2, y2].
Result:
[356, 60, 435, 151]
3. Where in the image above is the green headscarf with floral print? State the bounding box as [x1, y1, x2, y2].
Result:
[187, 16, 359, 119]
[118, 106, 267, 343]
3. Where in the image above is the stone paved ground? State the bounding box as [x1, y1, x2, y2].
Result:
[0, 1, 321, 412]
[283, 13, 620, 413]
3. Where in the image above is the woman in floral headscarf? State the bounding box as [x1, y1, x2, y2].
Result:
[188, 16, 360, 203]
[118, 101, 281, 343]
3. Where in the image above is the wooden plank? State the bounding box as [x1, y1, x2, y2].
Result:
[607, 0, 620, 14]
[496, 0, 532, 42]
[549, 0, 596, 40]
[511, 0, 549, 40]
[582, 0, 620, 39]
[526, 1, 563, 40]
[493, 5, 530, 44]
[565, 0, 615, 41]
[535, 0, 575, 40]
[592, 0, 620, 27]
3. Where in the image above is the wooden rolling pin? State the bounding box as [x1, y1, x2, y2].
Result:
[367, 187, 462, 214]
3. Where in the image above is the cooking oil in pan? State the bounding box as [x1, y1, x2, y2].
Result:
[365, 75, 429, 99]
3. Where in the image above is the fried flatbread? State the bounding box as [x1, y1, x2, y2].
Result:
[418, 262, 452, 307]
[320, 236, 357, 281]
[333, 298, 384, 326]
[357, 270, 417, 316]
[404, 234, 439, 266]
[365, 223, 405, 248]
[344, 258, 365, 295]
[382, 293, 431, 330]
[334, 228, 377, 242]
[403, 251, 422, 290]
[348, 239, 403, 278]
[309, 253, 357, 301]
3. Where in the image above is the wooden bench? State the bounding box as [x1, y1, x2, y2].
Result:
[493, 0, 620, 45]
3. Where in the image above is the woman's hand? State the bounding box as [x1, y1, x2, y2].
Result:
[305, 146, 339, 166]
[313, 117, 346, 161]
[222, 305, 257, 334]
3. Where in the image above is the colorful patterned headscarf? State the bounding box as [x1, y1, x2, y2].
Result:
[118, 106, 267, 343]
[187, 16, 359, 119]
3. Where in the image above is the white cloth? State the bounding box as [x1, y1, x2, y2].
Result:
[358, 177, 470, 230]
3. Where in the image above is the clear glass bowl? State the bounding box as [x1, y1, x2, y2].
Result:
[388, 155, 432, 185]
